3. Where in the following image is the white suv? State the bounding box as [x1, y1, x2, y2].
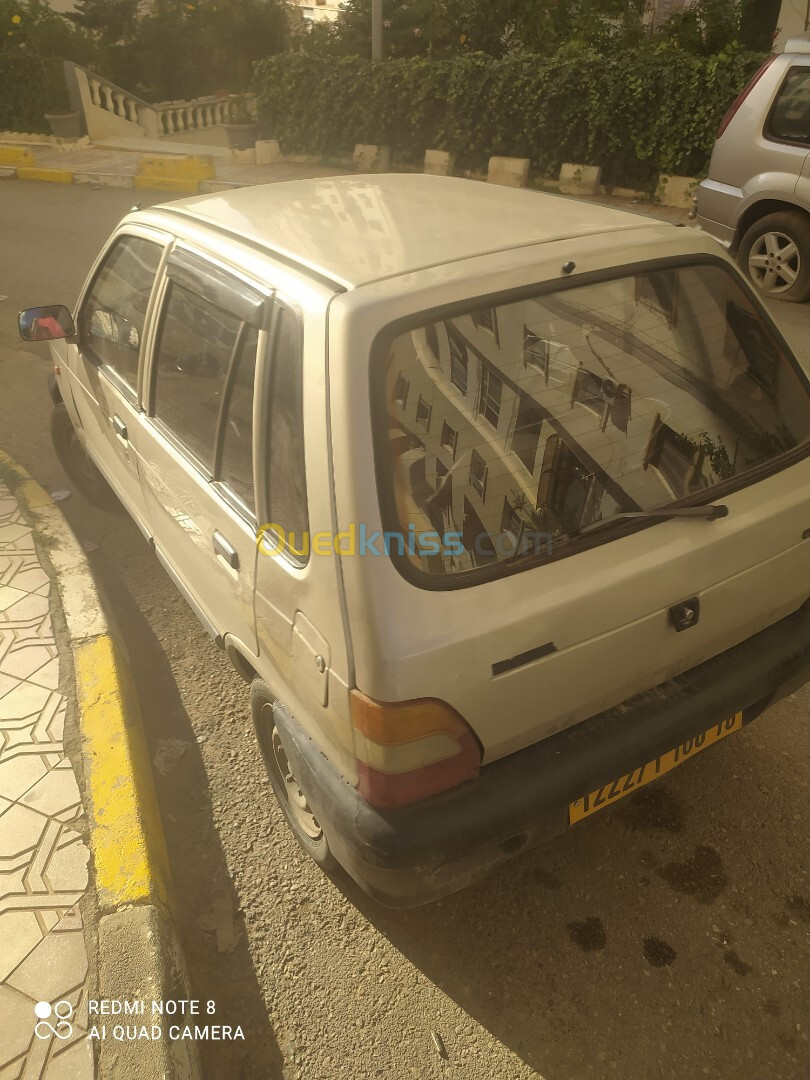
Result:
[21, 175, 810, 905]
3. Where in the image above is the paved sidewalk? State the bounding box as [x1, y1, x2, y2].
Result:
[0, 481, 93, 1080]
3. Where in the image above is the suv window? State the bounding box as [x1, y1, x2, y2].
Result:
[375, 263, 810, 585]
[768, 66, 810, 144]
[77, 235, 162, 391]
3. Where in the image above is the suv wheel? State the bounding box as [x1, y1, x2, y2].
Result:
[250, 678, 337, 871]
[738, 211, 810, 303]
[50, 404, 122, 511]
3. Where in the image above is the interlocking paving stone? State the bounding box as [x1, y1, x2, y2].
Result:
[0, 483, 92, 1078]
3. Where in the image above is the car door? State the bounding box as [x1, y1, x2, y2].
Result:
[68, 229, 167, 533]
[138, 245, 268, 658]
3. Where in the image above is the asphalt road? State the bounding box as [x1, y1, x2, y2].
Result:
[1, 180, 808, 1080]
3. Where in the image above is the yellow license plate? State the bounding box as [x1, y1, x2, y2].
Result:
[568, 711, 743, 825]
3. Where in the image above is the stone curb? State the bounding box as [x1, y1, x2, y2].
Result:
[0, 451, 200, 1080]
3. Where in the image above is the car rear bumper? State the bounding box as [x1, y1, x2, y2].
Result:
[275, 597, 810, 907]
[696, 179, 744, 248]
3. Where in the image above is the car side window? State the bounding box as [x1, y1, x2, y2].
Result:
[218, 325, 259, 514]
[77, 235, 162, 392]
[152, 281, 241, 472]
[266, 305, 309, 558]
[768, 67, 810, 144]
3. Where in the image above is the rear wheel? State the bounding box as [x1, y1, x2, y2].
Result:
[738, 211, 810, 303]
[50, 404, 121, 511]
[250, 678, 337, 871]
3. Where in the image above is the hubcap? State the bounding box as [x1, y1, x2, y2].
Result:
[270, 726, 323, 840]
[748, 230, 801, 294]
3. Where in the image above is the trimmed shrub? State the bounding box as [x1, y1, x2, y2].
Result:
[254, 43, 765, 186]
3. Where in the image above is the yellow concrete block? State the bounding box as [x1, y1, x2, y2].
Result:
[137, 153, 215, 181]
[0, 145, 37, 166]
[134, 174, 201, 195]
[16, 167, 74, 184]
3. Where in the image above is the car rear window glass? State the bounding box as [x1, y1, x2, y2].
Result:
[768, 66, 810, 143]
[375, 262, 810, 584]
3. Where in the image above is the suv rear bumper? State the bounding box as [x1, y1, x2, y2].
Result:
[275, 598, 810, 907]
[696, 179, 744, 248]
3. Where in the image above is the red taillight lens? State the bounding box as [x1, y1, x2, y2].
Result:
[716, 54, 777, 139]
[350, 691, 481, 809]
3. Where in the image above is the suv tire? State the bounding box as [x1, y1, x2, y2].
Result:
[50, 404, 122, 511]
[250, 678, 338, 872]
[738, 211, 810, 303]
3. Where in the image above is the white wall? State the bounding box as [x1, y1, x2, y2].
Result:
[776, 0, 809, 50]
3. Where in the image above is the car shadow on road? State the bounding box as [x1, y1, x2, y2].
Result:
[56, 506, 283, 1080]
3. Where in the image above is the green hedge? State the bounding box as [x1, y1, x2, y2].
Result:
[0, 52, 59, 133]
[254, 43, 765, 186]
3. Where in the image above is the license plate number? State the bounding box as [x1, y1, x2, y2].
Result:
[569, 712, 743, 825]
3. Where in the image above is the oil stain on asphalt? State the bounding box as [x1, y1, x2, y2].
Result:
[655, 845, 728, 903]
[567, 917, 607, 951]
[642, 936, 676, 967]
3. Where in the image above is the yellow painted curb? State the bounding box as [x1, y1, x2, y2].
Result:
[75, 635, 172, 913]
[134, 175, 201, 195]
[0, 145, 36, 167]
[16, 166, 74, 184]
[137, 153, 215, 180]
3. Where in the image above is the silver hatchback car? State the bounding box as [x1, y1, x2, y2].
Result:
[696, 32, 810, 302]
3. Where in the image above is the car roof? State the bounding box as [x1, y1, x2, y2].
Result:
[154, 173, 660, 290]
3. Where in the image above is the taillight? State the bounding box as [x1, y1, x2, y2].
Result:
[350, 690, 482, 809]
[716, 54, 777, 139]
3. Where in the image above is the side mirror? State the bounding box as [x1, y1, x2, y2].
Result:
[19, 305, 75, 342]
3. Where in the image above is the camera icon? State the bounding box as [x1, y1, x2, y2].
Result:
[34, 1000, 74, 1040]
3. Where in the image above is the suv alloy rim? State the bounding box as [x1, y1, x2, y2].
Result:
[747, 230, 801, 294]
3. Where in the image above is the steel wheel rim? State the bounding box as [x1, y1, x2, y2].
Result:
[748, 230, 801, 294]
[270, 726, 323, 840]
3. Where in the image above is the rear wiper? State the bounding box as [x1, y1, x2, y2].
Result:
[576, 504, 728, 537]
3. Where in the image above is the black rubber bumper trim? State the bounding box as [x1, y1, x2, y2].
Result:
[275, 599, 810, 903]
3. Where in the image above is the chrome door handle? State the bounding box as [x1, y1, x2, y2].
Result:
[213, 531, 239, 570]
[113, 415, 128, 441]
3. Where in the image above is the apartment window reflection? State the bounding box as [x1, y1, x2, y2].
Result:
[416, 395, 432, 430]
[478, 364, 503, 427]
[440, 420, 458, 458]
[512, 394, 544, 473]
[393, 372, 410, 409]
[448, 329, 468, 395]
[469, 449, 488, 499]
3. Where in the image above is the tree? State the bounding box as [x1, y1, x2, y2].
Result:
[300, 0, 653, 60]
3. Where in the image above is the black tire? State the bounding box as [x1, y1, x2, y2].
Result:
[738, 211, 810, 303]
[250, 678, 337, 872]
[50, 403, 122, 512]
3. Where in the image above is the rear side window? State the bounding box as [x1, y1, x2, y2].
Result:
[78, 235, 162, 392]
[150, 254, 264, 517]
[768, 66, 810, 144]
[153, 281, 241, 472]
[265, 306, 308, 560]
[374, 262, 810, 586]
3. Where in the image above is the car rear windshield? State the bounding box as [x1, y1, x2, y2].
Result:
[374, 261, 810, 584]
